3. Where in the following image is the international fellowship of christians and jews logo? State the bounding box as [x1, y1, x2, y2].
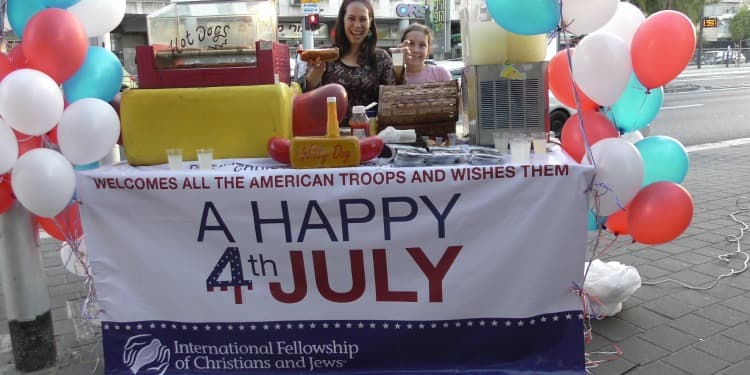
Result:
[123, 334, 171, 374]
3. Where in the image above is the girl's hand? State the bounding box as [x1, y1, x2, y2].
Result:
[397, 40, 412, 62]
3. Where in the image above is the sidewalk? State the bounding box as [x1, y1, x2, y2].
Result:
[1, 141, 750, 374]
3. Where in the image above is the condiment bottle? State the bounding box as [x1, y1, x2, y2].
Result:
[349, 105, 369, 139]
[327, 97, 339, 138]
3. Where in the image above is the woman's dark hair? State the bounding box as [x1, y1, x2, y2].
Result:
[333, 0, 378, 67]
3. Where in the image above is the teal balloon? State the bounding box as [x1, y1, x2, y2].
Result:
[63, 47, 123, 103]
[41, 0, 80, 8]
[486, 0, 560, 35]
[588, 209, 606, 231]
[635, 136, 689, 187]
[611, 74, 664, 133]
[8, 0, 46, 38]
[74, 161, 100, 171]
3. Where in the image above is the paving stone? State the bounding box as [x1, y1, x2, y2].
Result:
[639, 325, 698, 352]
[650, 258, 693, 273]
[591, 317, 641, 342]
[695, 302, 750, 327]
[719, 360, 750, 375]
[720, 294, 750, 313]
[616, 336, 670, 366]
[724, 323, 750, 345]
[670, 289, 721, 308]
[668, 313, 727, 338]
[670, 269, 722, 286]
[694, 334, 750, 363]
[642, 296, 697, 319]
[626, 361, 688, 375]
[615, 306, 670, 330]
[662, 348, 730, 375]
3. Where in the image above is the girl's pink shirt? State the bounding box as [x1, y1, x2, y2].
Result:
[405, 64, 453, 84]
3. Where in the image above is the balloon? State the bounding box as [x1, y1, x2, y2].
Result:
[606, 206, 629, 235]
[547, 49, 599, 111]
[620, 130, 644, 144]
[11, 148, 75, 218]
[0, 69, 64, 135]
[63, 47, 124, 103]
[36, 202, 83, 241]
[561, 111, 619, 163]
[572, 32, 632, 106]
[610, 74, 664, 133]
[631, 11, 696, 89]
[8, 45, 28, 69]
[0, 174, 14, 214]
[635, 136, 689, 186]
[22, 8, 89, 83]
[0, 119, 19, 174]
[486, 0, 560, 35]
[628, 182, 693, 245]
[598, 2, 646, 46]
[60, 240, 88, 277]
[42, 0, 81, 8]
[588, 209, 606, 231]
[13, 130, 44, 157]
[561, 0, 618, 35]
[67, 0, 126, 37]
[583, 138, 644, 216]
[7, 0, 46, 38]
[0, 53, 13, 81]
[58, 98, 121, 165]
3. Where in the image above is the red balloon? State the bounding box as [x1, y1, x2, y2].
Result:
[606, 206, 629, 236]
[547, 49, 599, 111]
[36, 202, 83, 242]
[631, 10, 696, 89]
[561, 111, 619, 163]
[9, 45, 27, 69]
[13, 130, 44, 157]
[628, 182, 693, 245]
[46, 126, 59, 146]
[0, 53, 13, 81]
[22, 8, 88, 83]
[0, 174, 15, 214]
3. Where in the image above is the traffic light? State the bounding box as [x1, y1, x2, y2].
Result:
[305, 13, 320, 31]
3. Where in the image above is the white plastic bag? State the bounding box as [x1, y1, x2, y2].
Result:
[583, 259, 641, 317]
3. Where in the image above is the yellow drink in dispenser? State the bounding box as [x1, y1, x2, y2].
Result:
[465, 22, 508, 65]
[507, 33, 547, 63]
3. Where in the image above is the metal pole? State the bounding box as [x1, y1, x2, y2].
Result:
[697, 0, 705, 69]
[0, 204, 56, 372]
[302, 16, 314, 49]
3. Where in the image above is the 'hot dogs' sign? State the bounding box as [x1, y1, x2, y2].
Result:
[77, 155, 591, 374]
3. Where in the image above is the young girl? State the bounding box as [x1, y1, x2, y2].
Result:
[400, 24, 452, 84]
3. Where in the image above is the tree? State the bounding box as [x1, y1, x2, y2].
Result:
[629, 0, 717, 23]
[730, 7, 750, 63]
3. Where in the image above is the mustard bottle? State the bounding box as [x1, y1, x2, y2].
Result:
[326, 97, 339, 138]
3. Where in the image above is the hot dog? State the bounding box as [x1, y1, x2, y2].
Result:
[300, 48, 340, 63]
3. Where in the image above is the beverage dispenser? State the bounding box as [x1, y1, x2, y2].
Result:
[459, 0, 550, 146]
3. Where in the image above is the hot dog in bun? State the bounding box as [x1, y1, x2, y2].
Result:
[300, 47, 340, 63]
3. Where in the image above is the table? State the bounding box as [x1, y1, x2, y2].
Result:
[76, 148, 593, 374]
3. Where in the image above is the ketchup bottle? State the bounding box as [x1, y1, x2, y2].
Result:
[349, 105, 369, 139]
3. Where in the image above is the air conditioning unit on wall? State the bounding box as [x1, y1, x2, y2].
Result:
[461, 62, 549, 146]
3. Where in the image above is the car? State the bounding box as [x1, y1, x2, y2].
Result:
[548, 91, 576, 138]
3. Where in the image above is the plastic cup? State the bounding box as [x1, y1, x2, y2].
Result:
[510, 135, 531, 164]
[166, 148, 183, 170]
[492, 131, 510, 154]
[196, 148, 214, 170]
[390, 48, 404, 76]
[532, 131, 549, 154]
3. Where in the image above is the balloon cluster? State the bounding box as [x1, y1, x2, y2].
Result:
[489, 1, 695, 245]
[0, 0, 126, 263]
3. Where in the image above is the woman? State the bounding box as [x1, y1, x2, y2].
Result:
[301, 0, 403, 125]
[401, 23, 452, 84]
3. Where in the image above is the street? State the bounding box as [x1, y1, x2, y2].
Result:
[654, 66, 750, 146]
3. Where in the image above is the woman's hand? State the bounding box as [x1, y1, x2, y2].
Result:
[305, 57, 325, 89]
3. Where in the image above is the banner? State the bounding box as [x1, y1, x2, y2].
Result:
[77, 155, 593, 374]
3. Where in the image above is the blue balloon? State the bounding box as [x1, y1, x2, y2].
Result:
[635, 136, 689, 187]
[486, 0, 560, 36]
[63, 47, 124, 103]
[588, 209, 606, 231]
[7, 0, 46, 38]
[74, 161, 100, 171]
[41, 0, 81, 8]
[611, 73, 664, 133]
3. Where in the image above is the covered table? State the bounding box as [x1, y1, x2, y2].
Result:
[76, 148, 593, 374]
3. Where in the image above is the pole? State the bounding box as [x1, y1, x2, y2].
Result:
[0, 204, 56, 372]
[697, 0, 705, 69]
[302, 16, 314, 49]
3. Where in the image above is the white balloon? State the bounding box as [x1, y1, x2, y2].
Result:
[0, 69, 64, 135]
[58, 98, 121, 165]
[583, 138, 644, 216]
[60, 241, 89, 278]
[0, 119, 18, 174]
[572, 32, 632, 106]
[597, 2, 646, 47]
[562, 0, 618, 35]
[621, 130, 644, 144]
[67, 0, 126, 37]
[11, 149, 75, 218]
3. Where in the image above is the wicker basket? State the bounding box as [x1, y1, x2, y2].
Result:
[377, 80, 459, 138]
